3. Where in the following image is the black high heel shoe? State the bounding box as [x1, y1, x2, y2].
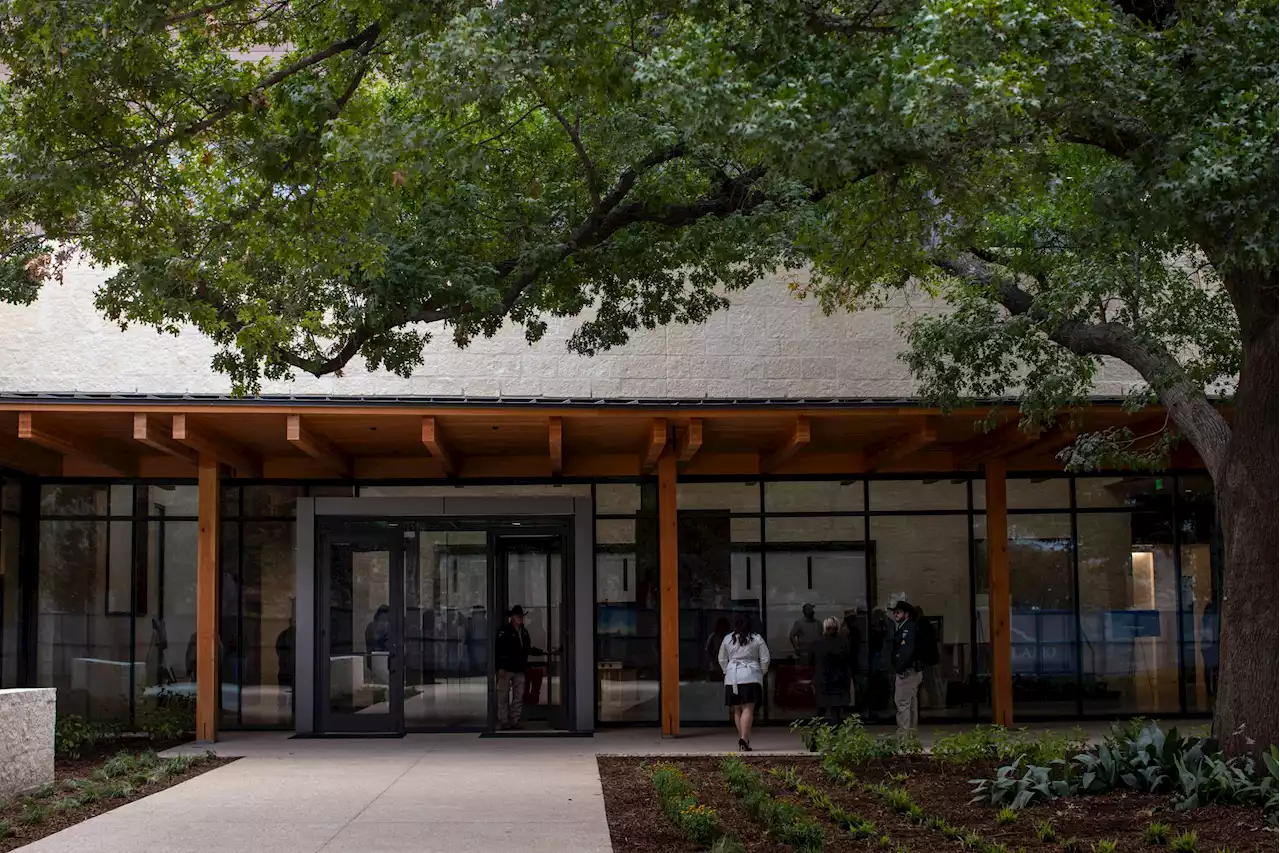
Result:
[738, 738, 748, 751]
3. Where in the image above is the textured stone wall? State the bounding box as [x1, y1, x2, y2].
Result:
[0, 262, 1144, 398]
[0, 688, 56, 799]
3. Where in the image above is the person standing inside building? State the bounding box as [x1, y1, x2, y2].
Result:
[840, 608, 863, 717]
[789, 603, 822, 664]
[812, 617, 851, 724]
[719, 613, 771, 752]
[891, 599, 923, 735]
[495, 605, 544, 730]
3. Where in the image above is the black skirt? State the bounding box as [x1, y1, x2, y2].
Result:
[724, 682, 764, 707]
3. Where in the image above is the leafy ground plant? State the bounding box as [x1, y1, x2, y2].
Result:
[1169, 830, 1199, 853]
[1144, 822, 1173, 844]
[996, 807, 1017, 826]
[769, 766, 878, 840]
[722, 756, 824, 852]
[1034, 820, 1057, 842]
[650, 761, 732, 848]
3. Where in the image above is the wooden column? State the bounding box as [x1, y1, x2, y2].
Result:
[196, 454, 221, 742]
[658, 446, 680, 736]
[985, 458, 1013, 726]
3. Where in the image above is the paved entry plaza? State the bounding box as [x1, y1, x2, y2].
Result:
[17, 724, 1119, 852]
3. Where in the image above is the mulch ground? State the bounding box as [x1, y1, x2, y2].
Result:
[598, 755, 1275, 853]
[0, 748, 235, 852]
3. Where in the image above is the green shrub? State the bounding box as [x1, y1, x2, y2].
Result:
[884, 787, 912, 813]
[52, 796, 82, 813]
[996, 807, 1017, 826]
[54, 714, 123, 760]
[971, 757, 1075, 808]
[20, 803, 47, 826]
[1034, 819, 1057, 842]
[100, 751, 139, 779]
[769, 766, 877, 839]
[933, 726, 1089, 767]
[1093, 841, 1117, 853]
[0, 819, 12, 840]
[1168, 831, 1198, 853]
[1144, 822, 1172, 845]
[1061, 838, 1085, 853]
[710, 836, 747, 853]
[796, 715, 922, 767]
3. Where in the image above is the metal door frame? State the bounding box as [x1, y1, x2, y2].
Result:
[296, 496, 593, 736]
[315, 525, 406, 734]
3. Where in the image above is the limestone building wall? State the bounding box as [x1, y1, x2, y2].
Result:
[0, 262, 1144, 399]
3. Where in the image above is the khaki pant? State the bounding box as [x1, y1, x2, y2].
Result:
[497, 670, 525, 727]
[894, 669, 923, 735]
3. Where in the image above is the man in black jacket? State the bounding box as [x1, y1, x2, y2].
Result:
[495, 605, 545, 729]
[890, 599, 923, 735]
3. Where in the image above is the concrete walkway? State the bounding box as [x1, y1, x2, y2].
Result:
[22, 722, 1126, 852]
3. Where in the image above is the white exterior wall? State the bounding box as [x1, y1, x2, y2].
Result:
[0, 262, 1141, 398]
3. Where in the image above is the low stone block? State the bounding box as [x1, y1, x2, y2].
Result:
[0, 687, 56, 800]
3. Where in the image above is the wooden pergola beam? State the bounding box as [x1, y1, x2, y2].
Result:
[675, 418, 703, 463]
[658, 446, 679, 736]
[134, 414, 198, 465]
[172, 415, 262, 477]
[549, 417, 563, 475]
[866, 418, 938, 471]
[287, 415, 351, 477]
[421, 416, 455, 475]
[643, 418, 668, 472]
[954, 417, 1039, 469]
[18, 412, 134, 475]
[985, 457, 1013, 727]
[761, 416, 811, 472]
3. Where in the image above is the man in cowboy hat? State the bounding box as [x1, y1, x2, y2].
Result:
[495, 605, 545, 729]
[890, 599, 923, 735]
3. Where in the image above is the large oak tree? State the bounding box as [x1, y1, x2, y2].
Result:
[1, 0, 1273, 751]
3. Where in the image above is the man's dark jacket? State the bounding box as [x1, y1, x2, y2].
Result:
[495, 622, 544, 673]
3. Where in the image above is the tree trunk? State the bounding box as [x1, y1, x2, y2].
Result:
[1211, 309, 1278, 757]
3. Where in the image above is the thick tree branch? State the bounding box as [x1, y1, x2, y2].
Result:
[803, 1, 897, 35]
[936, 251, 1233, 476]
[536, 90, 603, 210]
[270, 144, 797, 378]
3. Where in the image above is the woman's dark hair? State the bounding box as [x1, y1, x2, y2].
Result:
[731, 613, 754, 646]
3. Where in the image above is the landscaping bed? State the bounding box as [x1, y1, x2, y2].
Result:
[599, 754, 1273, 852]
[0, 749, 234, 851]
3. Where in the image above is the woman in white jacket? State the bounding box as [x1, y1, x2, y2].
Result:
[718, 613, 771, 751]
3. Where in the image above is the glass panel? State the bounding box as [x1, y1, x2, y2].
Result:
[359, 484, 590, 498]
[405, 531, 489, 728]
[106, 520, 134, 615]
[596, 518, 660, 723]
[136, 520, 199, 730]
[871, 514, 973, 721]
[110, 485, 134, 516]
[40, 484, 107, 516]
[243, 486, 300, 517]
[764, 516, 867, 722]
[308, 485, 356, 498]
[976, 514, 1077, 719]
[219, 522, 240, 728]
[596, 484, 642, 514]
[39, 520, 137, 724]
[2, 479, 20, 513]
[1075, 475, 1173, 509]
[677, 482, 760, 513]
[870, 479, 967, 511]
[327, 542, 392, 716]
[503, 537, 563, 727]
[764, 480, 864, 513]
[140, 485, 199, 517]
[238, 522, 296, 727]
[1177, 475, 1219, 713]
[680, 514, 761, 722]
[1, 514, 21, 687]
[1078, 512, 1180, 715]
[221, 485, 241, 518]
[1008, 478, 1070, 509]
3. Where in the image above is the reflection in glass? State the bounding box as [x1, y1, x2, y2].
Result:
[503, 537, 563, 727]
[872, 514, 971, 721]
[327, 543, 392, 716]
[1177, 476, 1219, 713]
[764, 516, 867, 722]
[1078, 512, 1180, 715]
[869, 479, 967, 511]
[403, 531, 489, 727]
[238, 522, 295, 726]
[596, 516, 660, 722]
[679, 514, 760, 723]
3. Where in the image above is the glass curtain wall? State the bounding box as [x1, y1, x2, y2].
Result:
[37, 484, 198, 727]
[1, 477, 22, 687]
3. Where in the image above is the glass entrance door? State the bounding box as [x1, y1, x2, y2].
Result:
[318, 525, 404, 733]
[494, 533, 567, 731]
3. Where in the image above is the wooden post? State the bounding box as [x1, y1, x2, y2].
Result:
[985, 458, 1013, 726]
[196, 454, 221, 742]
[658, 446, 680, 736]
